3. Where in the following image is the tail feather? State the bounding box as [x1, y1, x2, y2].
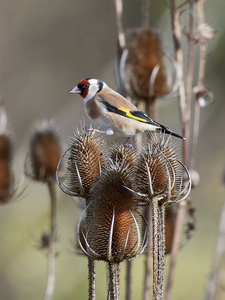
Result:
[160, 127, 185, 140]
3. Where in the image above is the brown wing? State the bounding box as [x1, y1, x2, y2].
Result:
[97, 86, 138, 111]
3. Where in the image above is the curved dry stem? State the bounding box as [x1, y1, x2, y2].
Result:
[107, 207, 116, 261]
[113, 0, 126, 57]
[56, 147, 85, 197]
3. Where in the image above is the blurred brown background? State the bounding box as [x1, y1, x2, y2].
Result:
[0, 0, 225, 299]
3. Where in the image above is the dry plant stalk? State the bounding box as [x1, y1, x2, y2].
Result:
[166, 1, 213, 298]
[24, 119, 61, 300]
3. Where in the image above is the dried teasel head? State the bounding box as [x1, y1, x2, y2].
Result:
[110, 143, 137, 170]
[0, 106, 21, 204]
[57, 127, 106, 198]
[120, 28, 176, 99]
[136, 133, 191, 205]
[25, 120, 61, 182]
[77, 160, 148, 263]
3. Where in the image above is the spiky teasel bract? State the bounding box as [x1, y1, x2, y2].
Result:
[57, 128, 107, 198]
[121, 28, 170, 99]
[25, 120, 61, 182]
[110, 143, 137, 170]
[77, 160, 148, 263]
[136, 133, 191, 205]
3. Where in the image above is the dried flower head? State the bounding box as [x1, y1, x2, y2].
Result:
[77, 160, 148, 263]
[110, 143, 137, 170]
[120, 28, 175, 99]
[0, 106, 20, 204]
[136, 133, 191, 205]
[25, 120, 61, 182]
[57, 128, 106, 198]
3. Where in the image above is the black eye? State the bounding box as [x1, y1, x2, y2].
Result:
[83, 83, 89, 89]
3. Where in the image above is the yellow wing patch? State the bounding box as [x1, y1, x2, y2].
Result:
[118, 106, 149, 123]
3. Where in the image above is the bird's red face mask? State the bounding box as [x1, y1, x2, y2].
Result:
[69, 79, 90, 99]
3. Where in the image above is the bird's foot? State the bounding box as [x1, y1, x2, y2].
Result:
[86, 128, 105, 136]
[122, 137, 133, 147]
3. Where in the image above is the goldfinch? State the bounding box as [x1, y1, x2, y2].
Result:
[69, 78, 184, 139]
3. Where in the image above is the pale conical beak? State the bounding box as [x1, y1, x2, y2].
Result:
[68, 86, 81, 94]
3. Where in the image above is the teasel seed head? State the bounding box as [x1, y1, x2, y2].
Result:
[77, 160, 148, 263]
[136, 133, 191, 205]
[25, 120, 61, 182]
[110, 143, 137, 170]
[57, 127, 106, 198]
[0, 105, 21, 204]
[120, 28, 175, 99]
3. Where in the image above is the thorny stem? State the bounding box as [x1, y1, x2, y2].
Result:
[158, 205, 165, 299]
[165, 200, 187, 300]
[143, 205, 152, 300]
[152, 200, 159, 300]
[45, 179, 57, 300]
[86, 198, 96, 300]
[88, 258, 96, 300]
[107, 263, 121, 300]
[126, 261, 131, 300]
[190, 0, 207, 169]
[152, 200, 166, 300]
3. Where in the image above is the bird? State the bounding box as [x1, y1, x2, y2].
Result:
[69, 78, 184, 139]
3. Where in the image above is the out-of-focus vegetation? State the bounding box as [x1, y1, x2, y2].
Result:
[0, 0, 225, 299]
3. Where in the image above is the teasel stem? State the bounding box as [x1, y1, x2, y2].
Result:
[165, 200, 187, 300]
[45, 178, 57, 300]
[151, 200, 166, 300]
[185, 0, 195, 164]
[170, 0, 187, 163]
[190, 0, 208, 170]
[165, 3, 188, 299]
[143, 204, 152, 300]
[125, 261, 131, 300]
[88, 258, 96, 300]
[146, 97, 156, 121]
[157, 204, 165, 300]
[107, 263, 121, 300]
